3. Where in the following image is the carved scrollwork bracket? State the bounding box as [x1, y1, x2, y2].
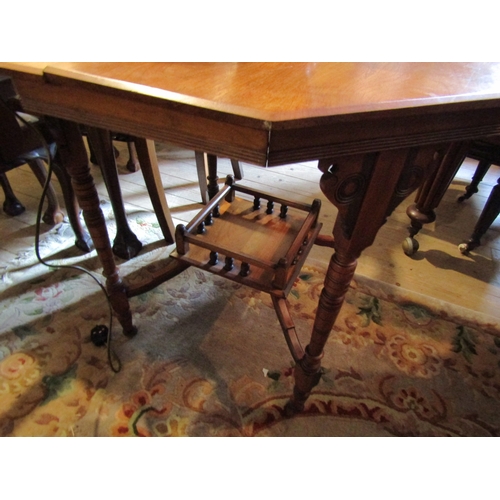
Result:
[318, 153, 378, 239]
[318, 146, 446, 244]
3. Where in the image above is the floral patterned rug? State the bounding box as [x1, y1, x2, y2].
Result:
[1, 201, 500, 436]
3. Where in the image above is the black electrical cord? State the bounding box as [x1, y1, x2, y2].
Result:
[16, 112, 122, 373]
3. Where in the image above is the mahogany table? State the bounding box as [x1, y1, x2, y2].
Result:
[2, 62, 500, 413]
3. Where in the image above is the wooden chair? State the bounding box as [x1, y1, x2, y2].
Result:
[0, 75, 92, 252]
[457, 136, 500, 254]
[2, 74, 242, 262]
[84, 131, 243, 256]
[85, 122, 243, 205]
[1, 74, 171, 260]
[195, 152, 243, 204]
[83, 126, 140, 173]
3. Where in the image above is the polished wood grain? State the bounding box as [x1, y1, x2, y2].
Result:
[3, 63, 500, 166]
[37, 62, 500, 119]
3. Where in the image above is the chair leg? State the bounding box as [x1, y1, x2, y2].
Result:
[0, 172, 25, 215]
[458, 159, 491, 202]
[134, 138, 175, 244]
[26, 158, 65, 225]
[195, 151, 221, 205]
[125, 140, 141, 172]
[459, 176, 500, 253]
[231, 159, 243, 180]
[86, 127, 142, 260]
[195, 151, 210, 204]
[50, 158, 93, 253]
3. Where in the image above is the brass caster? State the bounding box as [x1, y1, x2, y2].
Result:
[402, 237, 419, 256]
[458, 243, 470, 255]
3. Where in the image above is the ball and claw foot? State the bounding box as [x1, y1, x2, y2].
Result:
[112, 231, 143, 260]
[3, 199, 25, 216]
[402, 237, 419, 256]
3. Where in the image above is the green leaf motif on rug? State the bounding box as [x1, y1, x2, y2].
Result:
[41, 364, 78, 405]
[135, 217, 160, 230]
[290, 272, 315, 300]
[12, 315, 52, 339]
[401, 303, 434, 323]
[357, 296, 382, 326]
[452, 325, 478, 363]
[299, 273, 314, 281]
[12, 324, 39, 339]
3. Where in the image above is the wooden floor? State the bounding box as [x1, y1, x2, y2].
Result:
[2, 140, 500, 320]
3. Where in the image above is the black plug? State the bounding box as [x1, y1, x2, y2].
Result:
[90, 324, 109, 347]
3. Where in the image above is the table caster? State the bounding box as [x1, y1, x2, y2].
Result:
[402, 236, 419, 256]
[458, 242, 471, 255]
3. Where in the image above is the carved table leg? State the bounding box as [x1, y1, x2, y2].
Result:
[86, 127, 143, 260]
[403, 142, 469, 256]
[51, 118, 137, 337]
[286, 146, 445, 414]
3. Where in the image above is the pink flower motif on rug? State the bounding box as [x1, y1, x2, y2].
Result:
[33, 284, 65, 314]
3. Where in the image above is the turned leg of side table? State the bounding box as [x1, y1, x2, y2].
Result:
[52, 118, 137, 337]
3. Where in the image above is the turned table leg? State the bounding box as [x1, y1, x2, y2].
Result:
[51, 118, 137, 336]
[287, 146, 445, 413]
[403, 141, 469, 256]
[287, 253, 357, 413]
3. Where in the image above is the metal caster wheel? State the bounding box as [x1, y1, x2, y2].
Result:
[402, 237, 419, 256]
[458, 243, 470, 255]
